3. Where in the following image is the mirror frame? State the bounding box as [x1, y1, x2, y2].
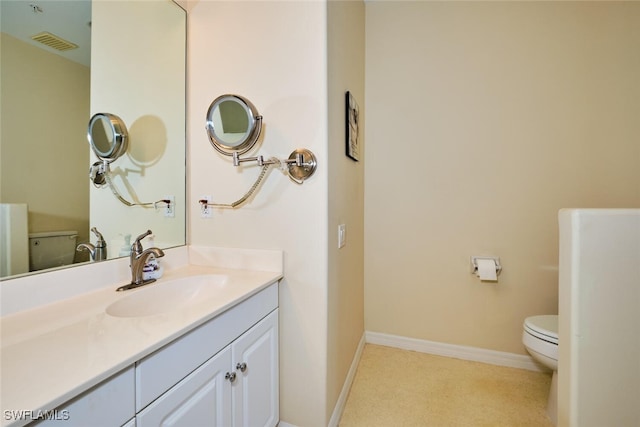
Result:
[205, 94, 262, 156]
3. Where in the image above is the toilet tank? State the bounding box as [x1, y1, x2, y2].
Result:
[28, 230, 78, 271]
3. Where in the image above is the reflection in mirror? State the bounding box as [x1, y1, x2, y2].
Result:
[1, 0, 91, 278]
[89, 1, 186, 260]
[88, 113, 129, 162]
[91, 116, 114, 155]
[217, 100, 250, 144]
[88, 113, 174, 210]
[206, 94, 262, 156]
[0, 1, 186, 280]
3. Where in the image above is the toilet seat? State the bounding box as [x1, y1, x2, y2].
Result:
[524, 315, 558, 345]
[522, 315, 559, 424]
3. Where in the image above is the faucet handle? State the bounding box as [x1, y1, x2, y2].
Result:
[132, 229, 153, 254]
[91, 227, 105, 244]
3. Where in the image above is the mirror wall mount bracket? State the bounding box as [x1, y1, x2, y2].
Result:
[202, 94, 318, 209]
[286, 148, 317, 184]
[231, 148, 317, 184]
[232, 148, 316, 181]
[198, 148, 317, 210]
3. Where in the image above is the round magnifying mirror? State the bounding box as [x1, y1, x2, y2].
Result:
[87, 113, 129, 163]
[205, 94, 262, 156]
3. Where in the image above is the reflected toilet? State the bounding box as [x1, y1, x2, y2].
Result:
[28, 231, 78, 271]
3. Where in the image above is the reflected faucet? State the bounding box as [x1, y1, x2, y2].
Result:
[76, 227, 107, 261]
[116, 229, 165, 292]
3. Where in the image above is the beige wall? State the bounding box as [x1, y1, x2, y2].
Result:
[188, 2, 331, 426]
[1, 33, 90, 247]
[365, 1, 640, 355]
[327, 0, 365, 423]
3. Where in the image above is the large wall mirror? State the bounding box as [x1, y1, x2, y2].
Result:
[0, 0, 186, 280]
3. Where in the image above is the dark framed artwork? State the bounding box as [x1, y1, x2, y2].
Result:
[345, 91, 360, 161]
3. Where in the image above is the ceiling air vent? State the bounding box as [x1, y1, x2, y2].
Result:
[31, 32, 77, 51]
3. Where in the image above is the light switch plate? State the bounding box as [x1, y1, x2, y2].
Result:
[338, 224, 346, 248]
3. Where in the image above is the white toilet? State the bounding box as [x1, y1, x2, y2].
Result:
[28, 230, 78, 271]
[523, 314, 558, 425]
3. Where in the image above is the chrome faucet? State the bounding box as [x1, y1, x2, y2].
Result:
[76, 227, 107, 261]
[116, 229, 165, 292]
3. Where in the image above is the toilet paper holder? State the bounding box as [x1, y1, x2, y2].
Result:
[470, 256, 502, 277]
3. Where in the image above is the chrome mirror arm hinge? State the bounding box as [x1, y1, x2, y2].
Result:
[232, 150, 315, 171]
[232, 152, 273, 167]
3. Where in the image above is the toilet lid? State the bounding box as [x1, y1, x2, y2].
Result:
[524, 315, 558, 345]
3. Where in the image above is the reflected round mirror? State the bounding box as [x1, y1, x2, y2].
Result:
[205, 94, 262, 156]
[87, 113, 129, 163]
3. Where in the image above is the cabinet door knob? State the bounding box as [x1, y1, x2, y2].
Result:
[225, 372, 236, 382]
[236, 362, 247, 372]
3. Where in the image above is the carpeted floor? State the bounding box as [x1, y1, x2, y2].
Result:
[339, 344, 554, 427]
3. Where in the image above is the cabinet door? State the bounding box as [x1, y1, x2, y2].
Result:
[232, 309, 279, 427]
[137, 348, 232, 427]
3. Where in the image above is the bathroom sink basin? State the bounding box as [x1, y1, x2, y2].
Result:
[106, 274, 228, 317]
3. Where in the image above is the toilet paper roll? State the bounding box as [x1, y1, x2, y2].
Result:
[477, 258, 498, 281]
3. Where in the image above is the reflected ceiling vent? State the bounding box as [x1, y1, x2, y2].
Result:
[31, 32, 78, 51]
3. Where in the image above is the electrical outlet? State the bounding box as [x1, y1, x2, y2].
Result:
[200, 195, 212, 218]
[338, 224, 346, 248]
[164, 195, 175, 218]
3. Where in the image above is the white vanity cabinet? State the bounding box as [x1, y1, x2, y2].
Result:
[28, 282, 279, 427]
[137, 310, 278, 427]
[135, 283, 279, 427]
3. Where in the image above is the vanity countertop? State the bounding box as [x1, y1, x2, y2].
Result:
[0, 247, 282, 427]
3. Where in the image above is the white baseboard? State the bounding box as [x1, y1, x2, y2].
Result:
[328, 333, 366, 427]
[365, 331, 547, 373]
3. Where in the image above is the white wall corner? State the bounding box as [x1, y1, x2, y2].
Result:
[365, 331, 547, 373]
